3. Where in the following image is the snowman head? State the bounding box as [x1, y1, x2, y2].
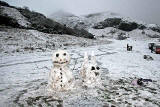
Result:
[82, 51, 101, 77]
[52, 50, 70, 67]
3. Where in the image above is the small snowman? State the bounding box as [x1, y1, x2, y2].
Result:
[80, 51, 101, 87]
[48, 50, 74, 91]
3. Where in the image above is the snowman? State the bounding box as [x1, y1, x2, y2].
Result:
[80, 51, 101, 87]
[48, 50, 74, 91]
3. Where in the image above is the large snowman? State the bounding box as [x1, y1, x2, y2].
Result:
[48, 50, 74, 91]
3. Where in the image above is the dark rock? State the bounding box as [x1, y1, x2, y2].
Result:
[0, 14, 21, 28]
[138, 24, 146, 30]
[93, 18, 146, 32]
[93, 24, 104, 29]
[116, 32, 128, 40]
[149, 26, 160, 33]
[0, 1, 10, 7]
[144, 55, 154, 61]
[118, 22, 138, 31]
[74, 28, 94, 39]
[104, 18, 122, 27]
[109, 29, 117, 34]
[142, 30, 145, 34]
[137, 78, 143, 86]
[93, 18, 122, 29]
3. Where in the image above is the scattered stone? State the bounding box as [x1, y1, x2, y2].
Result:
[142, 30, 145, 34]
[116, 32, 128, 40]
[149, 25, 160, 33]
[147, 34, 160, 38]
[144, 55, 154, 61]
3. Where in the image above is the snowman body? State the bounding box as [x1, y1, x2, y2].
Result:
[48, 50, 74, 91]
[81, 52, 101, 87]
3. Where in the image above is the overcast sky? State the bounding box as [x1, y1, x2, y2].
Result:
[3, 0, 160, 25]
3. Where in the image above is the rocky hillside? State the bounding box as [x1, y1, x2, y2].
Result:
[50, 10, 90, 30]
[50, 10, 160, 34]
[49, 11, 121, 30]
[0, 1, 94, 39]
[93, 18, 146, 31]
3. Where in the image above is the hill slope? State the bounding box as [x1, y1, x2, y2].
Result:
[0, 1, 94, 39]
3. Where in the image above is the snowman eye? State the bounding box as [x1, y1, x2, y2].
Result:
[91, 66, 95, 70]
[63, 53, 66, 56]
[56, 53, 59, 57]
[96, 66, 100, 70]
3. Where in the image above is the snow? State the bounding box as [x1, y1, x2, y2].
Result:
[0, 28, 110, 55]
[49, 11, 122, 30]
[0, 6, 160, 106]
[100, 39, 160, 80]
[49, 11, 147, 30]
[0, 27, 160, 106]
[147, 24, 159, 28]
[84, 11, 121, 25]
[1, 6, 31, 28]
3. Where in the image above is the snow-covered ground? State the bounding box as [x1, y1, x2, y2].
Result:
[0, 28, 110, 55]
[0, 28, 160, 106]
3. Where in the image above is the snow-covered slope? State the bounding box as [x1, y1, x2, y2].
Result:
[84, 11, 120, 25]
[49, 11, 147, 31]
[89, 27, 160, 39]
[0, 28, 110, 55]
[49, 11, 120, 29]
[0, 3, 94, 38]
[0, 6, 31, 28]
[50, 10, 90, 29]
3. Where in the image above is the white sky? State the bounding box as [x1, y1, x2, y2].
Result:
[3, 0, 160, 25]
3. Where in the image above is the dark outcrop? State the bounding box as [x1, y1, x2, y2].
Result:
[93, 18, 146, 31]
[0, 15, 20, 28]
[0, 1, 10, 7]
[149, 26, 160, 34]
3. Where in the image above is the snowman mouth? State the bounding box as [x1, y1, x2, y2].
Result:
[53, 61, 68, 64]
[95, 72, 99, 76]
